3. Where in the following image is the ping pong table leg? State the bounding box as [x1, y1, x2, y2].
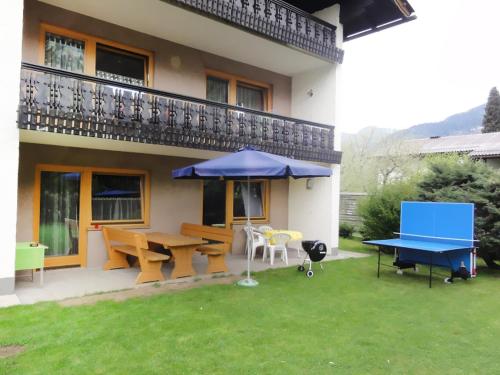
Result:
[429, 253, 433, 288]
[377, 247, 381, 278]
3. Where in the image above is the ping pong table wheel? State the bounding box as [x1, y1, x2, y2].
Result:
[444, 277, 453, 284]
[396, 269, 403, 275]
[306, 270, 314, 278]
[298, 265, 305, 272]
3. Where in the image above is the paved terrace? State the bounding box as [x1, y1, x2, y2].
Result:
[2, 250, 368, 306]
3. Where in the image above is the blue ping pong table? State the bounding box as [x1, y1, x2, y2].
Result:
[363, 202, 477, 288]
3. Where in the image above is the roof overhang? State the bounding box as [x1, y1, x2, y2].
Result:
[287, 0, 416, 41]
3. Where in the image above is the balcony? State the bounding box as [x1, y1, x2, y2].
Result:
[18, 63, 342, 164]
[166, 0, 344, 64]
[39, 0, 341, 75]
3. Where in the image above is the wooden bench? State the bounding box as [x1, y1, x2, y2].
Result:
[180, 223, 233, 274]
[102, 227, 170, 284]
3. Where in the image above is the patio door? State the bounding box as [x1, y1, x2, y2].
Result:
[34, 166, 87, 267]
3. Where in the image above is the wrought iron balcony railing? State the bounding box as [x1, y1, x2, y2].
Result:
[165, 0, 344, 64]
[18, 63, 341, 164]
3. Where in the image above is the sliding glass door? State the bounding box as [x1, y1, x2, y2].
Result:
[36, 167, 84, 267]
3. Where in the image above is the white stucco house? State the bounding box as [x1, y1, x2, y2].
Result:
[0, 0, 415, 298]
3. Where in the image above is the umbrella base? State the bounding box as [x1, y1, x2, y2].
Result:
[237, 278, 259, 287]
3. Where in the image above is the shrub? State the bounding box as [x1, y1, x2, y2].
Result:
[417, 156, 500, 268]
[358, 181, 418, 242]
[339, 222, 355, 238]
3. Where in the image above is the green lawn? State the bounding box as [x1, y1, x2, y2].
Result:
[2, 239, 500, 374]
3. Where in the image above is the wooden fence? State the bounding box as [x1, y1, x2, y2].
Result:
[340, 192, 367, 227]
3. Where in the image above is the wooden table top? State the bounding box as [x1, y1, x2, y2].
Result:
[146, 232, 207, 248]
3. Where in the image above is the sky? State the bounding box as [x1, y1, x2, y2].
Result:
[338, 0, 500, 134]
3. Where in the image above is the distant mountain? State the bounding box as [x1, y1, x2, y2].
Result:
[393, 104, 485, 139]
[342, 104, 487, 150]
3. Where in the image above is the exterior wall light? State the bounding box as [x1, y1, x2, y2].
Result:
[306, 178, 314, 189]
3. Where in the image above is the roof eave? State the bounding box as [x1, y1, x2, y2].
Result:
[344, 15, 417, 42]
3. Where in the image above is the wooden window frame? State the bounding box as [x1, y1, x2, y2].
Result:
[229, 180, 271, 224]
[205, 69, 273, 111]
[90, 170, 149, 226]
[33, 164, 151, 268]
[39, 23, 155, 87]
[201, 179, 271, 228]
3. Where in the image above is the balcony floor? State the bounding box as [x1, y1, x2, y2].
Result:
[10, 250, 368, 306]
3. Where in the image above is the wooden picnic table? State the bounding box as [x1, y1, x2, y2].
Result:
[146, 232, 207, 279]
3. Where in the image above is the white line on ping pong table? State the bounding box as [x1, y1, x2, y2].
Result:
[393, 232, 479, 242]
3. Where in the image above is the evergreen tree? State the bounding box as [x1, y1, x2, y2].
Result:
[482, 87, 500, 133]
[417, 156, 500, 269]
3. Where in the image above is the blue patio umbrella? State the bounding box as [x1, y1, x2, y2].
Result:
[172, 146, 332, 286]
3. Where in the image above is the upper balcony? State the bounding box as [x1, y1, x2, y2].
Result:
[167, 0, 344, 64]
[38, 0, 342, 76]
[18, 63, 342, 164]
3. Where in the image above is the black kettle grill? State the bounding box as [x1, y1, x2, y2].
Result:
[298, 240, 327, 278]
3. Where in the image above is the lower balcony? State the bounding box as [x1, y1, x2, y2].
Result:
[18, 63, 341, 164]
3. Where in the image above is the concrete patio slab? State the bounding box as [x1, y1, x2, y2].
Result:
[0, 294, 21, 308]
[13, 250, 369, 305]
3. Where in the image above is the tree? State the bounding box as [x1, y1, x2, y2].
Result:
[358, 180, 419, 243]
[341, 130, 420, 192]
[341, 128, 380, 192]
[416, 156, 500, 268]
[482, 87, 500, 133]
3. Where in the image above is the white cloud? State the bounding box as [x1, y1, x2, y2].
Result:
[338, 0, 500, 133]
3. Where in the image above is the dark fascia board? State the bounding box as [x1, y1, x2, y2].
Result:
[344, 15, 417, 41]
[286, 0, 416, 41]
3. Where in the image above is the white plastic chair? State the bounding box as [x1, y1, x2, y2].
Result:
[244, 227, 268, 260]
[265, 233, 290, 266]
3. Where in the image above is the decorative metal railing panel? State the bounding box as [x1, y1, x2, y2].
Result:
[166, 0, 344, 64]
[18, 63, 341, 164]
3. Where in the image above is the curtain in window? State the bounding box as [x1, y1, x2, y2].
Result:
[44, 32, 85, 73]
[92, 197, 142, 221]
[91, 174, 143, 221]
[234, 182, 264, 218]
[236, 84, 264, 111]
[207, 76, 229, 103]
[95, 71, 145, 86]
[39, 172, 80, 257]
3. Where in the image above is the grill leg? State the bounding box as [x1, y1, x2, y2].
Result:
[305, 259, 312, 272]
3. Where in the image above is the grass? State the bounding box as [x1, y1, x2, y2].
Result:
[340, 236, 375, 253]
[2, 239, 500, 374]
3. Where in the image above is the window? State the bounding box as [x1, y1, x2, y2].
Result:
[40, 24, 153, 87]
[205, 69, 272, 111]
[202, 180, 270, 227]
[233, 181, 266, 219]
[202, 180, 227, 227]
[44, 32, 84, 73]
[96, 44, 147, 86]
[91, 174, 145, 223]
[206, 76, 229, 104]
[236, 83, 265, 111]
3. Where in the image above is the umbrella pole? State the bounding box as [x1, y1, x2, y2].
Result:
[237, 176, 259, 287]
